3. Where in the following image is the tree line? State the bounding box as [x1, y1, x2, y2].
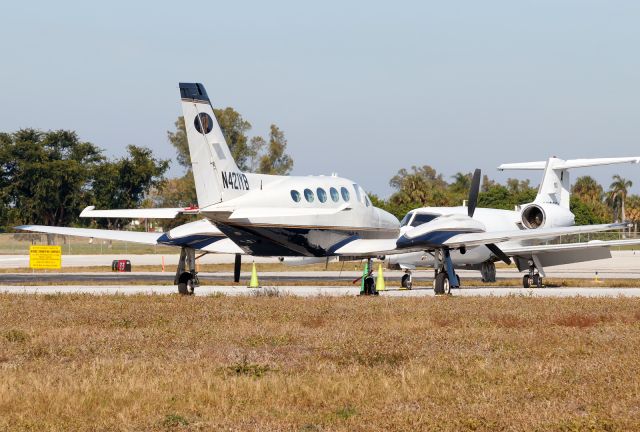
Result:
[1, 107, 638, 232]
[373, 167, 639, 230]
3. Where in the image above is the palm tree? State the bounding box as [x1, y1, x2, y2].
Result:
[572, 176, 603, 204]
[608, 175, 633, 225]
[450, 172, 471, 193]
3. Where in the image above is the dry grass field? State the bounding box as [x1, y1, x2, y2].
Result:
[1, 294, 639, 431]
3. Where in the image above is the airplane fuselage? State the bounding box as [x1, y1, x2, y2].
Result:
[390, 206, 538, 268]
[200, 173, 400, 256]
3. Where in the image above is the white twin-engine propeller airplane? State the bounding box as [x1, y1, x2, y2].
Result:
[389, 156, 640, 290]
[16, 82, 630, 294]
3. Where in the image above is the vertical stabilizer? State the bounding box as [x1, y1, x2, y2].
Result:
[179, 82, 248, 208]
[498, 156, 640, 209]
[536, 158, 570, 208]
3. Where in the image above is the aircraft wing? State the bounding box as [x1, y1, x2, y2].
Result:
[442, 223, 627, 248]
[332, 238, 402, 256]
[501, 238, 640, 255]
[79, 206, 200, 219]
[499, 238, 640, 274]
[333, 223, 628, 256]
[200, 238, 245, 254]
[17, 223, 245, 254]
[15, 225, 163, 245]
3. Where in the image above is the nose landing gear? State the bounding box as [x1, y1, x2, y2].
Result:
[433, 248, 459, 295]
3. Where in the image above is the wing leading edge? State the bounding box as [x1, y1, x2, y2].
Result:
[333, 223, 629, 256]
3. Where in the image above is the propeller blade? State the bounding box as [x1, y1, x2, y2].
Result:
[486, 243, 511, 265]
[233, 253, 241, 282]
[468, 169, 481, 218]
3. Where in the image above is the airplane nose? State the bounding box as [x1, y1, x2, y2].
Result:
[375, 207, 400, 229]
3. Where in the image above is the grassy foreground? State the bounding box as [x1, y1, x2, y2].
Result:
[1, 295, 639, 431]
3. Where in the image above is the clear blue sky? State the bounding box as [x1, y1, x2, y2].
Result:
[1, 0, 640, 197]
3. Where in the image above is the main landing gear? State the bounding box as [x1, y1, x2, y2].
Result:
[432, 248, 460, 295]
[399, 249, 461, 294]
[174, 250, 242, 295]
[175, 247, 199, 295]
[480, 261, 497, 283]
[360, 257, 378, 296]
[400, 271, 413, 290]
[522, 263, 543, 288]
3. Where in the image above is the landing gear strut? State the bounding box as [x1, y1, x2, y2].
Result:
[433, 248, 459, 295]
[361, 257, 378, 296]
[175, 247, 199, 295]
[522, 263, 543, 288]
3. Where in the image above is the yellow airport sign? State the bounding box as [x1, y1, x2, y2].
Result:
[29, 245, 62, 269]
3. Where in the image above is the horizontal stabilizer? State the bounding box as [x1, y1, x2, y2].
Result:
[497, 161, 547, 170]
[79, 206, 200, 219]
[498, 157, 640, 171]
[15, 225, 164, 245]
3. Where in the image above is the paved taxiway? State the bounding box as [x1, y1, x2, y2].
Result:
[1, 250, 639, 274]
[1, 250, 639, 297]
[2, 285, 640, 297]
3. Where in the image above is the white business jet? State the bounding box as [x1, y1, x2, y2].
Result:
[17, 83, 628, 294]
[388, 157, 640, 289]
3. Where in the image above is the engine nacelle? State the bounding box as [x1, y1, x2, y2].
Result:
[520, 203, 574, 229]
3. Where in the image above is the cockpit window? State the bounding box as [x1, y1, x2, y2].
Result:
[410, 213, 439, 227]
[400, 212, 413, 227]
[353, 184, 369, 206]
[365, 195, 371, 207]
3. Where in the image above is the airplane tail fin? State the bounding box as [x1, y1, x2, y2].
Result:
[179, 82, 249, 208]
[498, 157, 640, 209]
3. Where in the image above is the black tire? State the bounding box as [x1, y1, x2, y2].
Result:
[434, 272, 448, 295]
[535, 276, 543, 288]
[178, 282, 188, 295]
[401, 273, 412, 290]
[522, 275, 530, 288]
[177, 272, 195, 295]
[443, 275, 452, 295]
[364, 276, 375, 295]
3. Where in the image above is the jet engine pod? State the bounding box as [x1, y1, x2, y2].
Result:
[521, 204, 545, 229]
[520, 203, 575, 229]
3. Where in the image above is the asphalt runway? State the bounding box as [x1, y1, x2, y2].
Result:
[1, 266, 639, 285]
[1, 250, 639, 274]
[1, 250, 639, 294]
[2, 285, 640, 297]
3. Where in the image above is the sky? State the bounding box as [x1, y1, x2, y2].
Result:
[1, 0, 640, 198]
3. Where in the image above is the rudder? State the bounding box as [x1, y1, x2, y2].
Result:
[179, 82, 249, 208]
